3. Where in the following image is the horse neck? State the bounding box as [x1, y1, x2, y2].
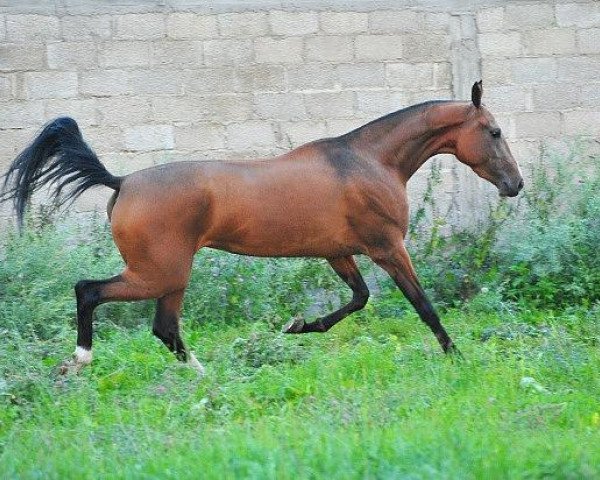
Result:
[350, 102, 472, 183]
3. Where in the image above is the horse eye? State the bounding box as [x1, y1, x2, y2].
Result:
[491, 128, 501, 138]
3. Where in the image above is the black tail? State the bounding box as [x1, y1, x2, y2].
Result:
[0, 117, 121, 226]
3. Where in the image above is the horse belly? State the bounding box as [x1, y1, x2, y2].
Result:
[205, 202, 358, 258]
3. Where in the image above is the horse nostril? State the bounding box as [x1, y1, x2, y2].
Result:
[518, 179, 524, 190]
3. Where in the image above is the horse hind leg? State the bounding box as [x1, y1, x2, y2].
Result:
[283, 256, 369, 334]
[153, 289, 204, 375]
[62, 265, 194, 374]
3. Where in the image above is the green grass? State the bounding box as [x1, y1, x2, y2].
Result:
[1, 178, 600, 480]
[1, 303, 599, 479]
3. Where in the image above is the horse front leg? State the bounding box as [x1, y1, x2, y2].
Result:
[282, 256, 369, 334]
[370, 243, 458, 354]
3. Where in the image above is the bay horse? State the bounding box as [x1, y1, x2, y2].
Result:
[0, 81, 523, 374]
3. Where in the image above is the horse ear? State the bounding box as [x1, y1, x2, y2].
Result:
[471, 80, 483, 108]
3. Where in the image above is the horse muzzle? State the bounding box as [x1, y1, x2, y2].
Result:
[499, 177, 524, 197]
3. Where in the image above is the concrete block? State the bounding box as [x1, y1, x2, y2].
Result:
[581, 83, 600, 107]
[325, 117, 371, 137]
[578, 28, 600, 54]
[45, 98, 98, 126]
[0, 75, 14, 98]
[203, 39, 253, 66]
[0, 44, 45, 71]
[408, 89, 453, 104]
[269, 11, 318, 36]
[562, 111, 600, 135]
[557, 57, 600, 82]
[556, 3, 600, 28]
[115, 13, 165, 40]
[71, 188, 113, 215]
[532, 84, 580, 110]
[98, 41, 151, 68]
[174, 123, 227, 151]
[424, 12, 451, 32]
[320, 12, 368, 34]
[515, 112, 561, 138]
[0, 128, 38, 159]
[285, 63, 338, 91]
[523, 28, 576, 56]
[485, 85, 530, 112]
[61, 15, 112, 41]
[280, 120, 327, 147]
[204, 94, 253, 121]
[0, 100, 45, 128]
[304, 91, 354, 119]
[511, 58, 557, 84]
[226, 121, 276, 150]
[82, 127, 123, 154]
[97, 97, 152, 126]
[369, 10, 423, 33]
[151, 40, 202, 67]
[234, 64, 285, 92]
[482, 59, 512, 85]
[356, 90, 408, 116]
[355, 35, 403, 61]
[507, 139, 541, 165]
[167, 13, 218, 39]
[305, 36, 353, 63]
[102, 152, 153, 177]
[504, 4, 554, 30]
[433, 62, 452, 90]
[22, 71, 78, 99]
[476, 8, 504, 33]
[478, 32, 521, 57]
[126, 69, 182, 95]
[387, 63, 434, 90]
[336, 63, 385, 88]
[218, 12, 269, 37]
[253, 92, 306, 121]
[79, 70, 130, 96]
[183, 67, 235, 94]
[255, 37, 303, 64]
[6, 14, 60, 42]
[47, 42, 98, 70]
[0, 1, 55, 15]
[124, 125, 174, 151]
[152, 96, 209, 124]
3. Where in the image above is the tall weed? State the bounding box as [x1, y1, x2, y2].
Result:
[405, 145, 600, 309]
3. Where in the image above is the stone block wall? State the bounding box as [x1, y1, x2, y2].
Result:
[0, 0, 598, 225]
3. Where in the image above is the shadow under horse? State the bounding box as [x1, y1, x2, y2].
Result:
[0, 81, 523, 374]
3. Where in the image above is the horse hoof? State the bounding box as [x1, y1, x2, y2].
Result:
[282, 316, 305, 334]
[446, 344, 464, 362]
[58, 359, 85, 375]
[188, 352, 206, 377]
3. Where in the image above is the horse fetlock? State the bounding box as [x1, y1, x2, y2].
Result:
[74, 346, 93, 365]
[282, 316, 306, 334]
[282, 316, 328, 333]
